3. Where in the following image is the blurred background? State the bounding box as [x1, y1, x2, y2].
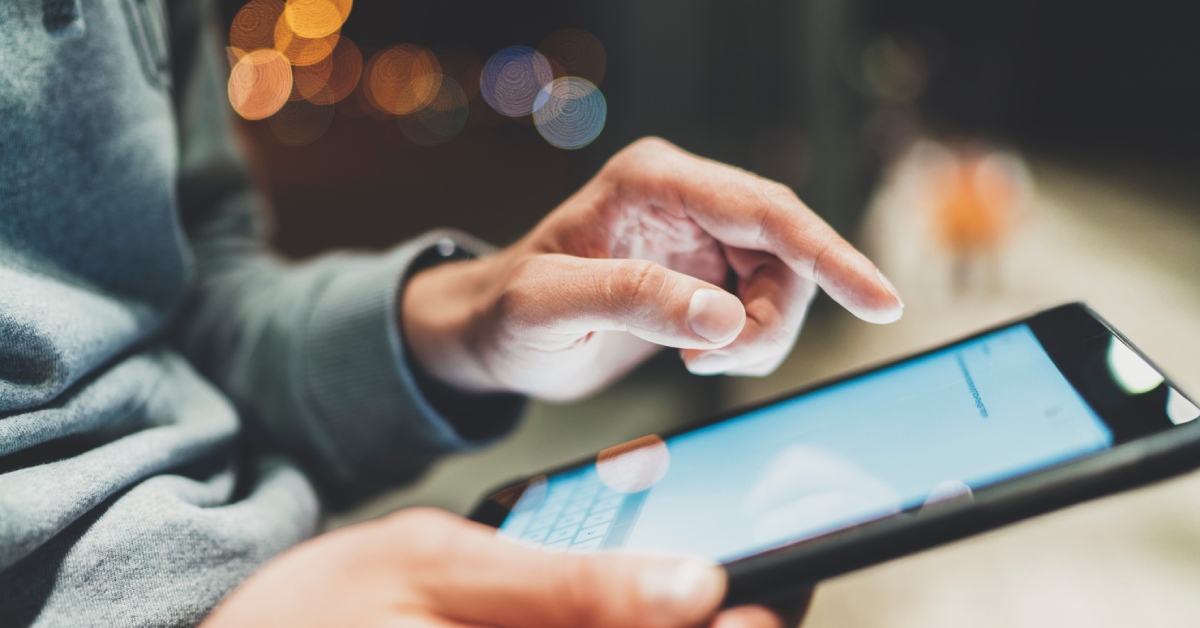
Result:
[221, 0, 1200, 625]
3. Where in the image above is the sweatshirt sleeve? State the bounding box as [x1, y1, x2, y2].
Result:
[167, 0, 524, 502]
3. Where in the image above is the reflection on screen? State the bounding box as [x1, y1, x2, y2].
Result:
[498, 324, 1112, 562]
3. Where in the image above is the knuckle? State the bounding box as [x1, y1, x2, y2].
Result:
[762, 180, 797, 203]
[755, 184, 795, 222]
[610, 137, 677, 173]
[753, 182, 809, 246]
[611, 259, 665, 320]
[810, 237, 844, 283]
[753, 181, 799, 218]
[497, 255, 554, 323]
[630, 136, 674, 156]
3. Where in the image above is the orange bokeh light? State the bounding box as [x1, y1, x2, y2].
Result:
[365, 44, 442, 116]
[932, 155, 1022, 256]
[353, 78, 391, 119]
[226, 46, 247, 70]
[228, 48, 293, 120]
[274, 11, 339, 67]
[283, 0, 350, 40]
[292, 51, 333, 101]
[229, 0, 285, 52]
[304, 37, 362, 105]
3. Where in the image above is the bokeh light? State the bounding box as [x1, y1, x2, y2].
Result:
[365, 44, 442, 116]
[533, 77, 606, 149]
[480, 46, 553, 117]
[1106, 337, 1163, 395]
[300, 37, 362, 105]
[538, 28, 606, 85]
[228, 48, 293, 120]
[274, 10, 340, 67]
[290, 52, 332, 101]
[352, 77, 393, 120]
[229, 0, 284, 53]
[226, 46, 247, 70]
[1167, 389, 1200, 425]
[227, 0, 611, 149]
[929, 149, 1031, 258]
[268, 99, 335, 146]
[398, 76, 470, 146]
[283, 0, 350, 40]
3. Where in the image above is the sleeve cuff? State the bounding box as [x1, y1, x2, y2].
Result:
[299, 229, 525, 492]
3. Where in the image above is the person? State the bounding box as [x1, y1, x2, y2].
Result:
[0, 0, 903, 625]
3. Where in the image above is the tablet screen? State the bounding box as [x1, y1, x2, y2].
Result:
[498, 324, 1114, 561]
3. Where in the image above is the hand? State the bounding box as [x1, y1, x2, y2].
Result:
[201, 508, 788, 628]
[403, 137, 903, 401]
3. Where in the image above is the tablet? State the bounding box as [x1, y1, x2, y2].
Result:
[469, 303, 1200, 606]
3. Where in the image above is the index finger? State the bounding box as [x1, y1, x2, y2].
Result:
[609, 138, 904, 324]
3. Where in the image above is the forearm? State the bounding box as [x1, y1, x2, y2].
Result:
[177, 227, 525, 498]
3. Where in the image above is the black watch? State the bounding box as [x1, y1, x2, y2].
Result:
[406, 237, 477, 280]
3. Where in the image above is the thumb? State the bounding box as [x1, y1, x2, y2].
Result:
[514, 551, 728, 628]
[406, 511, 727, 627]
[511, 254, 746, 350]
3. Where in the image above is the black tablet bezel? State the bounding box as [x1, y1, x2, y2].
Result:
[468, 303, 1200, 606]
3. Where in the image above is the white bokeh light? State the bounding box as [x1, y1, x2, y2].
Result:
[480, 46, 553, 117]
[532, 77, 606, 149]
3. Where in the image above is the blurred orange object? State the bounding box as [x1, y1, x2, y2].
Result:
[922, 144, 1032, 293]
[931, 150, 1022, 257]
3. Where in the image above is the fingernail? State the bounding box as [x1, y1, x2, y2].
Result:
[639, 558, 724, 617]
[687, 289, 745, 343]
[687, 352, 738, 375]
[877, 269, 904, 310]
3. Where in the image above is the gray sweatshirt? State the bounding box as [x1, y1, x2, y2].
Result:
[0, 1, 522, 625]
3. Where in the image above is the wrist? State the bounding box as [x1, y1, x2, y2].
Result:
[400, 249, 508, 393]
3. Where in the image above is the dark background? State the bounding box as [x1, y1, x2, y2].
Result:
[215, 0, 1199, 427]
[220, 0, 1199, 260]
